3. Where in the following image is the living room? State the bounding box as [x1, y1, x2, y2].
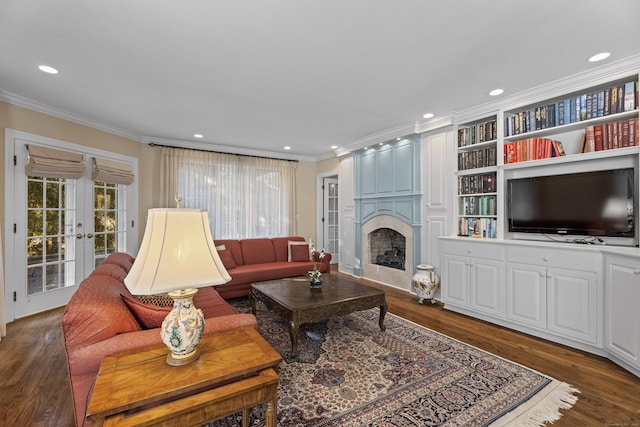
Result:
[1, 1, 640, 426]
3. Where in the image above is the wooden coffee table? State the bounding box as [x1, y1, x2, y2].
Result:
[86, 328, 281, 427]
[250, 275, 387, 355]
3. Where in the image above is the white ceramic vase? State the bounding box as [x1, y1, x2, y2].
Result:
[411, 264, 440, 304]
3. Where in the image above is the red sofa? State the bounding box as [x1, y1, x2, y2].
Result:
[213, 236, 332, 299]
[61, 252, 257, 427]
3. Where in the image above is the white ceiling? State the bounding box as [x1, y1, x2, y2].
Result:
[1, 0, 640, 161]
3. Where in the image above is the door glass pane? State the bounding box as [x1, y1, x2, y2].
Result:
[26, 176, 76, 296]
[93, 181, 128, 266]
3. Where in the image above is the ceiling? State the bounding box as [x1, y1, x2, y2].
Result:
[1, 1, 640, 161]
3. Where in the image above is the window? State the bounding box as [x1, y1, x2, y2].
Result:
[161, 147, 296, 239]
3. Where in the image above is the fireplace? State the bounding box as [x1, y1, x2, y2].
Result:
[369, 228, 405, 270]
[361, 215, 414, 290]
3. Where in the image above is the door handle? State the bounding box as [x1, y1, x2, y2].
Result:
[76, 233, 83, 239]
[86, 233, 94, 239]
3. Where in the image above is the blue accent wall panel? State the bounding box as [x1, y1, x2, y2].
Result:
[394, 143, 413, 193]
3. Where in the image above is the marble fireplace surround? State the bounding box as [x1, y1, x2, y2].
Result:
[361, 215, 415, 291]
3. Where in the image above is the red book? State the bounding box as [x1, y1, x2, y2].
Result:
[593, 124, 603, 151]
[585, 126, 595, 152]
[621, 119, 630, 147]
[630, 118, 638, 146]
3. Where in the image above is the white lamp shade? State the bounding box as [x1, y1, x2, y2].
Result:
[124, 208, 231, 295]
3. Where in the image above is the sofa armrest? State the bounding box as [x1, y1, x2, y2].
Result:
[66, 313, 257, 378]
[313, 251, 332, 273]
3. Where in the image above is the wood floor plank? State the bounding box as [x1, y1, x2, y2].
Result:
[0, 267, 638, 426]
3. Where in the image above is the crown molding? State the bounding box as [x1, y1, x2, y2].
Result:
[337, 122, 417, 157]
[0, 90, 142, 142]
[454, 54, 640, 123]
[414, 114, 454, 134]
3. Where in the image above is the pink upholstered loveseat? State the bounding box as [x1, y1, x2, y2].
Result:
[61, 252, 257, 427]
[213, 236, 332, 299]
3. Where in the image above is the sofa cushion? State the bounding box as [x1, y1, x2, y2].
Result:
[101, 252, 135, 273]
[288, 241, 310, 262]
[214, 239, 244, 266]
[217, 249, 238, 270]
[91, 263, 128, 281]
[240, 238, 276, 265]
[136, 293, 174, 306]
[122, 295, 171, 329]
[272, 236, 304, 262]
[223, 261, 316, 286]
[62, 275, 141, 349]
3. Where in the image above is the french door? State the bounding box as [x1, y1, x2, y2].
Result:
[5, 130, 137, 320]
[323, 177, 339, 263]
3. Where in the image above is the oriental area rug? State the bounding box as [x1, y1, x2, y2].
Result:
[206, 298, 579, 427]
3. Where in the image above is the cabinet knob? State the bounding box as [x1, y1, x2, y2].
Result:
[634, 270, 640, 275]
[542, 257, 549, 262]
[539, 272, 545, 277]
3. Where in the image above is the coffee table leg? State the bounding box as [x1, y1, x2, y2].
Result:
[289, 321, 299, 356]
[379, 301, 388, 331]
[249, 292, 257, 315]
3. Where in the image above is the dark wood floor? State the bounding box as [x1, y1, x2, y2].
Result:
[1, 267, 639, 426]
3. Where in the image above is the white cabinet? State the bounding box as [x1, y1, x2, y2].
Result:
[506, 263, 547, 329]
[605, 253, 640, 376]
[506, 263, 597, 345]
[506, 246, 600, 346]
[442, 240, 505, 319]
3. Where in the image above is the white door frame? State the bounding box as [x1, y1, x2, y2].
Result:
[4, 129, 138, 320]
[315, 170, 339, 262]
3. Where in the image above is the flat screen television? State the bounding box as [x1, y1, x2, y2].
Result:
[507, 168, 635, 240]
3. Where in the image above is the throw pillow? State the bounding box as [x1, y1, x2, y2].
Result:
[137, 294, 174, 307]
[288, 241, 310, 262]
[122, 294, 171, 329]
[217, 248, 237, 270]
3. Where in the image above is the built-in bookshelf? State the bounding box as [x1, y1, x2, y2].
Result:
[456, 117, 498, 171]
[455, 115, 498, 239]
[456, 172, 497, 238]
[502, 76, 639, 163]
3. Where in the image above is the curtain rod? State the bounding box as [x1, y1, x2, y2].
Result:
[148, 143, 299, 163]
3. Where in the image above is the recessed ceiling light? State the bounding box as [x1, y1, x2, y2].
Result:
[284, 146, 291, 150]
[489, 89, 504, 96]
[194, 134, 203, 138]
[588, 52, 610, 63]
[422, 113, 434, 119]
[38, 65, 58, 74]
[330, 145, 338, 149]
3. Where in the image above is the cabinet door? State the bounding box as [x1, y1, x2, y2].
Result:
[470, 258, 505, 319]
[442, 254, 469, 307]
[507, 263, 546, 329]
[606, 258, 640, 365]
[547, 268, 598, 344]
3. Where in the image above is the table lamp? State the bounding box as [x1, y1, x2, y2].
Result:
[124, 208, 231, 366]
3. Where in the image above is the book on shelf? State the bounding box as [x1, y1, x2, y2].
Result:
[624, 81, 636, 111]
[580, 117, 639, 152]
[504, 137, 564, 163]
[503, 79, 639, 137]
[457, 119, 498, 147]
[458, 217, 497, 239]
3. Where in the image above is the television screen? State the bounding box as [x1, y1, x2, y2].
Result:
[508, 168, 635, 238]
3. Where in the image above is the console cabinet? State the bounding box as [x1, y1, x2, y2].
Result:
[605, 252, 640, 376]
[506, 246, 599, 346]
[441, 240, 506, 320]
[441, 238, 602, 352]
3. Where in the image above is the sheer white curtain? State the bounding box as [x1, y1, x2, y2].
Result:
[160, 147, 297, 239]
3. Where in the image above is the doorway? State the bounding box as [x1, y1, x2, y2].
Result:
[316, 173, 338, 264]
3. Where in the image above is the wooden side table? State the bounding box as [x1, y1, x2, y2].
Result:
[86, 328, 281, 427]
